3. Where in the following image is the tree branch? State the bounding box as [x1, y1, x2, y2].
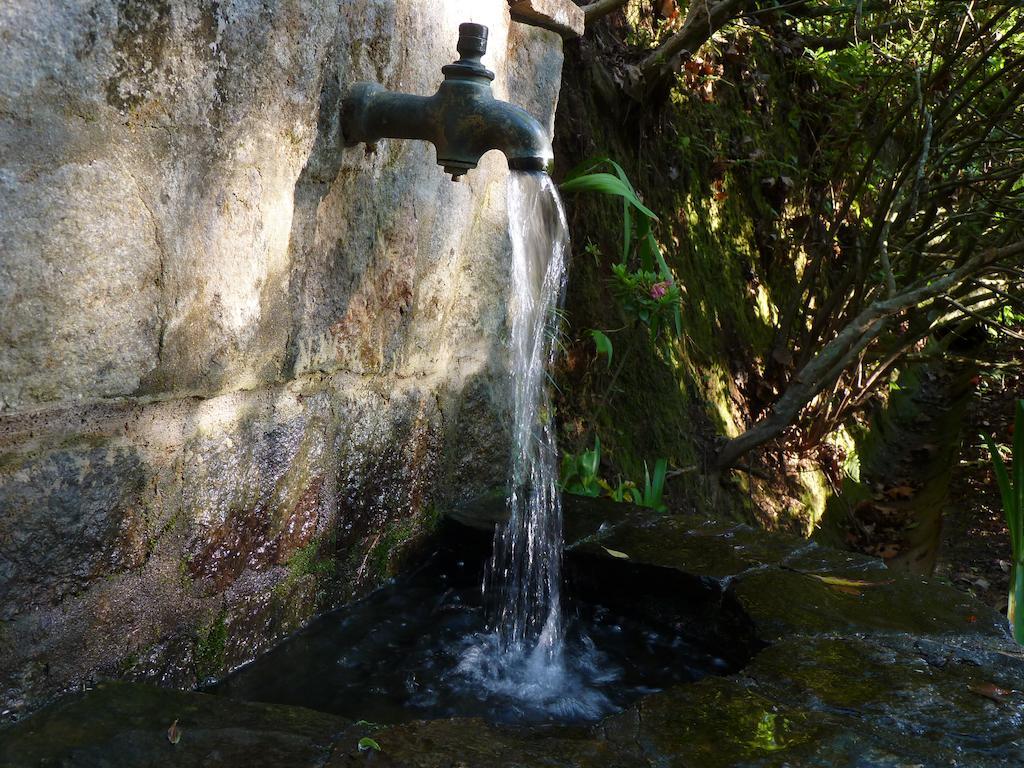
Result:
[582, 0, 630, 25]
[714, 239, 1024, 469]
[631, 0, 751, 100]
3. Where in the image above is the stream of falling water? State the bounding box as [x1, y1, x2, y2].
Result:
[455, 172, 615, 719]
[490, 171, 568, 656]
[209, 173, 741, 725]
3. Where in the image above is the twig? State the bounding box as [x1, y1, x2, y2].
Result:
[943, 297, 1024, 340]
[582, 0, 630, 25]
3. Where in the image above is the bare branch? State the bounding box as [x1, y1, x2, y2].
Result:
[943, 297, 1024, 340]
[582, 0, 630, 25]
[631, 0, 751, 100]
[715, 239, 1024, 469]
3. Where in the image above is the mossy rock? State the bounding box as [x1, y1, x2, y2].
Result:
[4, 506, 1023, 767]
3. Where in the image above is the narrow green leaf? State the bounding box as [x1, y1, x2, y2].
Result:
[650, 458, 668, 508]
[567, 156, 634, 192]
[562, 157, 606, 182]
[589, 329, 613, 368]
[605, 159, 637, 260]
[648, 232, 672, 279]
[984, 432, 1018, 560]
[581, 436, 601, 478]
[1014, 401, 1024, 558]
[559, 173, 659, 221]
[1012, 563, 1024, 644]
[623, 199, 632, 261]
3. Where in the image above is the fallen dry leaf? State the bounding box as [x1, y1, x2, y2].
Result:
[885, 485, 916, 500]
[876, 543, 902, 559]
[602, 547, 630, 559]
[167, 719, 181, 745]
[808, 574, 894, 593]
[969, 682, 1013, 703]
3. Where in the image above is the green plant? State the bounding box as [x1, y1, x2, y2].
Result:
[597, 459, 668, 511]
[560, 157, 682, 343]
[638, 458, 669, 512]
[982, 399, 1024, 644]
[590, 329, 613, 368]
[610, 265, 683, 342]
[560, 436, 602, 497]
[193, 610, 228, 682]
[561, 434, 669, 512]
[605, 477, 640, 504]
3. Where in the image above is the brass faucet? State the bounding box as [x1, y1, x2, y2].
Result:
[341, 23, 553, 181]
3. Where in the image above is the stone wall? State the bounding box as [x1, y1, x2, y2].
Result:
[0, 0, 564, 714]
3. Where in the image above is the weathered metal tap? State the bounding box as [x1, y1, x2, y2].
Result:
[340, 23, 553, 181]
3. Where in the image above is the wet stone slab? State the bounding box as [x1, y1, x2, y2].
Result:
[3, 503, 1023, 766]
[0, 681, 352, 768]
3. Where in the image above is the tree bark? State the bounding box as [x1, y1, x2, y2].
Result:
[714, 239, 1024, 469]
[582, 0, 630, 25]
[631, 0, 751, 100]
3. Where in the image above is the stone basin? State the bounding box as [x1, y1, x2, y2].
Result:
[3, 498, 1023, 767]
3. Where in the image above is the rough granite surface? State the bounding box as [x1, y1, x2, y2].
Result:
[0, 0, 563, 714]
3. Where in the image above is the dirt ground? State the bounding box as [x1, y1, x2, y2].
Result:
[936, 334, 1024, 614]
[832, 328, 1022, 618]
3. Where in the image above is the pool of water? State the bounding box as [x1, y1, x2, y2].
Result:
[209, 527, 757, 725]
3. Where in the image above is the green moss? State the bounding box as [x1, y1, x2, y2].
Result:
[557, 39, 809, 520]
[289, 538, 334, 580]
[367, 505, 442, 581]
[117, 651, 141, 676]
[796, 467, 829, 536]
[177, 553, 193, 588]
[269, 536, 338, 607]
[193, 610, 228, 682]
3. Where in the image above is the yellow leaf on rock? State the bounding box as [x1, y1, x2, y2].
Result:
[602, 547, 630, 559]
[809, 574, 893, 589]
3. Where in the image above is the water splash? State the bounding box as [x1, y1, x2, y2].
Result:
[451, 172, 604, 717]
[206, 175, 742, 725]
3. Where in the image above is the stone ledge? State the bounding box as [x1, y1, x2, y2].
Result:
[509, 0, 585, 38]
[7, 506, 1024, 767]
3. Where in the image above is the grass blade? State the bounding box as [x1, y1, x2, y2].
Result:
[1014, 400, 1024, 559]
[1012, 564, 1024, 644]
[983, 432, 1018, 560]
[650, 458, 668, 509]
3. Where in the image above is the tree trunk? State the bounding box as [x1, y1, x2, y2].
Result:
[631, 0, 751, 100]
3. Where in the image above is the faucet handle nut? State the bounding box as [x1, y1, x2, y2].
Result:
[457, 23, 488, 58]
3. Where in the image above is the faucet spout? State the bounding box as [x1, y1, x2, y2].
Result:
[340, 23, 553, 181]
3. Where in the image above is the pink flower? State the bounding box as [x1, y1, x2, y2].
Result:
[650, 281, 670, 299]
